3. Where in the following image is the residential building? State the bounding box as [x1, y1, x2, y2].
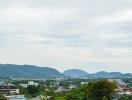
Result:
[0, 82, 19, 94]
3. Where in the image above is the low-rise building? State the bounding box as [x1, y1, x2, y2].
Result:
[0, 82, 19, 94]
[28, 81, 38, 86]
[110, 79, 132, 96]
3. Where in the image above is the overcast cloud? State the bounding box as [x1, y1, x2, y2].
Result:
[0, 0, 132, 73]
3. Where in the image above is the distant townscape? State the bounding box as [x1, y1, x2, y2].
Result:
[0, 64, 132, 100]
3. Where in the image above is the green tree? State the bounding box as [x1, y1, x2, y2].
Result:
[66, 80, 117, 100]
[66, 84, 88, 100]
[87, 80, 117, 100]
[118, 95, 132, 100]
[27, 85, 40, 97]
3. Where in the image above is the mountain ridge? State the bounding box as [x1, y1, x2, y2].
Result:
[63, 69, 132, 78]
[0, 64, 132, 78]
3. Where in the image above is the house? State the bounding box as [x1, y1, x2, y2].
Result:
[116, 85, 132, 95]
[0, 82, 19, 94]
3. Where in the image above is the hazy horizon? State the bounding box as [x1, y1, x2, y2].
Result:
[0, 0, 132, 73]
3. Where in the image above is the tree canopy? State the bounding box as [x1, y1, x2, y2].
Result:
[66, 80, 117, 100]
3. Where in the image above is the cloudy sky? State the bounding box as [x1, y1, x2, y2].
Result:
[0, 0, 132, 73]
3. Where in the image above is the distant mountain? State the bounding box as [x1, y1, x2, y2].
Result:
[63, 69, 88, 77]
[91, 71, 123, 78]
[0, 64, 132, 79]
[120, 73, 132, 78]
[0, 64, 63, 78]
[63, 69, 132, 78]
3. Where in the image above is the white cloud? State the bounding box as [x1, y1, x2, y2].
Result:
[0, 0, 132, 72]
[96, 9, 132, 24]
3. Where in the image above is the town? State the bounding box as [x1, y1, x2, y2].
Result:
[0, 77, 132, 100]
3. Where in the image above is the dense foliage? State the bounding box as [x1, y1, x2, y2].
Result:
[0, 93, 7, 100]
[19, 85, 42, 98]
[66, 80, 117, 100]
[118, 96, 132, 100]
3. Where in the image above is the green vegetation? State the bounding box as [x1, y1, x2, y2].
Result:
[118, 96, 132, 100]
[66, 80, 117, 100]
[27, 85, 40, 97]
[19, 85, 43, 98]
[0, 64, 63, 78]
[12, 79, 132, 100]
[19, 84, 56, 99]
[0, 92, 7, 100]
[87, 80, 117, 100]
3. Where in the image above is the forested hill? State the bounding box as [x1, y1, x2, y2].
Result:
[0, 64, 132, 78]
[0, 64, 63, 78]
[63, 69, 88, 77]
[63, 69, 132, 78]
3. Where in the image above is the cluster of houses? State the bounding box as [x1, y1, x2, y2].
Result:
[109, 79, 132, 97]
[115, 79, 132, 96]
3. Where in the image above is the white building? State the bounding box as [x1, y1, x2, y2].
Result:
[81, 82, 88, 85]
[28, 81, 38, 86]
